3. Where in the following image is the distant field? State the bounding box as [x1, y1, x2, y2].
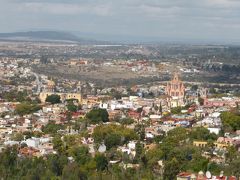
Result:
[32, 62, 240, 87]
[32, 64, 168, 87]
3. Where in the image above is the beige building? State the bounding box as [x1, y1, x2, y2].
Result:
[39, 80, 82, 104]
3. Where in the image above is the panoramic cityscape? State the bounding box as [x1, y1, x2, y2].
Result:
[1, 0, 240, 180]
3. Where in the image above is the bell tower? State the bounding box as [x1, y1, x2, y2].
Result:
[45, 78, 56, 92]
[77, 81, 82, 94]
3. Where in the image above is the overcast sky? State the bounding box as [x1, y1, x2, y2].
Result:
[1, 0, 240, 42]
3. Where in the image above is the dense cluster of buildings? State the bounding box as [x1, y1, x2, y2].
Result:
[0, 56, 240, 178]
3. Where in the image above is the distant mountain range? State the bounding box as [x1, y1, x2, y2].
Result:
[1, 31, 239, 45]
[0, 31, 107, 44]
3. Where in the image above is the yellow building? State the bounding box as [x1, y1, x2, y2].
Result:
[39, 79, 82, 104]
[39, 92, 82, 104]
[214, 142, 229, 150]
[193, 140, 230, 150]
[193, 141, 208, 148]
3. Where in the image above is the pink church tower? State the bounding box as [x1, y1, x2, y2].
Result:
[166, 73, 185, 98]
[165, 73, 185, 107]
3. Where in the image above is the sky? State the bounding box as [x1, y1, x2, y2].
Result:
[1, 0, 240, 43]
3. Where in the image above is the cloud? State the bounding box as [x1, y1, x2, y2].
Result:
[7, 0, 240, 19]
[1, 0, 240, 42]
[19, 2, 112, 16]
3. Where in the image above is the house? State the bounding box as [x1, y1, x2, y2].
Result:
[128, 110, 141, 120]
[193, 139, 232, 150]
[24, 138, 40, 148]
[177, 171, 236, 180]
[177, 172, 194, 180]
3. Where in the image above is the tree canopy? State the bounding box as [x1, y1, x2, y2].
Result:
[171, 106, 184, 114]
[42, 121, 65, 135]
[46, 94, 61, 104]
[189, 127, 217, 141]
[66, 101, 79, 112]
[93, 124, 138, 150]
[221, 111, 240, 132]
[86, 108, 109, 124]
[15, 102, 41, 116]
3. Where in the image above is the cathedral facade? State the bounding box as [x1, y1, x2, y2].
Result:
[165, 73, 185, 107]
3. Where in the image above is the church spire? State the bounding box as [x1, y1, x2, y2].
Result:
[173, 72, 180, 81]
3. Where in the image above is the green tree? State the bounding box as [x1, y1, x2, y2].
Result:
[230, 157, 240, 178]
[160, 127, 188, 160]
[42, 121, 65, 135]
[67, 101, 78, 112]
[46, 154, 68, 176]
[189, 127, 217, 141]
[134, 124, 145, 141]
[95, 154, 108, 171]
[165, 127, 188, 145]
[46, 94, 61, 104]
[12, 133, 24, 141]
[171, 106, 183, 114]
[0, 146, 18, 179]
[1, 90, 29, 102]
[163, 158, 180, 180]
[146, 147, 163, 168]
[135, 141, 143, 162]
[104, 133, 121, 150]
[52, 135, 64, 154]
[64, 135, 77, 148]
[23, 131, 34, 139]
[15, 102, 41, 116]
[116, 118, 134, 125]
[186, 150, 209, 172]
[225, 146, 238, 163]
[86, 108, 109, 124]
[221, 111, 240, 131]
[68, 146, 90, 165]
[93, 124, 138, 146]
[62, 162, 87, 180]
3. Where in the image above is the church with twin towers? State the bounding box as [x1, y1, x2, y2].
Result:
[165, 73, 186, 107]
[39, 79, 82, 104]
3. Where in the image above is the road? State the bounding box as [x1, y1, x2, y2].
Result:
[32, 71, 42, 94]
